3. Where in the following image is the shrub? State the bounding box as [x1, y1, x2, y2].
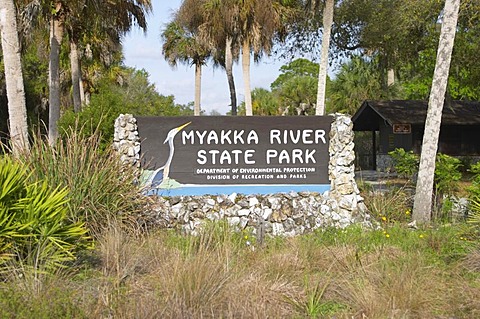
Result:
[388, 149, 462, 218]
[467, 161, 480, 231]
[0, 156, 90, 280]
[17, 129, 149, 237]
[388, 148, 419, 179]
[58, 70, 193, 151]
[434, 153, 462, 195]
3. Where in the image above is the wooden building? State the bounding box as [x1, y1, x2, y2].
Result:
[352, 100, 480, 170]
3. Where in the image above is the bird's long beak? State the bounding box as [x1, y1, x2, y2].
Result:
[163, 121, 192, 144]
[176, 121, 191, 132]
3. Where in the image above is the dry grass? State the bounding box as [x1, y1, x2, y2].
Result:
[1, 223, 480, 319]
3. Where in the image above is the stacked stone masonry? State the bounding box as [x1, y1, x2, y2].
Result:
[113, 114, 141, 167]
[114, 114, 370, 237]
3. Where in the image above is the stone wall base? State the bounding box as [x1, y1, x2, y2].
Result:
[140, 191, 371, 237]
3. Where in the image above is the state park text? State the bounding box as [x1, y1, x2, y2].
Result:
[136, 116, 332, 185]
[182, 128, 327, 165]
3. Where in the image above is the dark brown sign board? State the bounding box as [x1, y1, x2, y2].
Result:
[136, 116, 332, 196]
[392, 123, 411, 134]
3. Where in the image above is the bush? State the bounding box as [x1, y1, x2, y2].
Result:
[17, 129, 149, 237]
[434, 153, 462, 195]
[388, 148, 419, 179]
[467, 161, 480, 230]
[58, 70, 192, 151]
[0, 156, 90, 279]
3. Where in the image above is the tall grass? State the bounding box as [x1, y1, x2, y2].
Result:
[0, 223, 479, 318]
[17, 129, 149, 237]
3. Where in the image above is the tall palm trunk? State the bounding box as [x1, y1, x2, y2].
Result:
[225, 36, 237, 116]
[48, 6, 64, 144]
[412, 0, 460, 222]
[315, 0, 334, 115]
[70, 38, 82, 112]
[242, 39, 252, 116]
[194, 63, 202, 116]
[0, 0, 29, 154]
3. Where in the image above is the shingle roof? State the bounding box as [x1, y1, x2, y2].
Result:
[352, 100, 480, 131]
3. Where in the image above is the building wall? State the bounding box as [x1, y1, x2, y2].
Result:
[379, 122, 412, 154]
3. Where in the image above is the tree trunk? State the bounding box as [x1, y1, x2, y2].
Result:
[48, 4, 64, 144]
[387, 68, 395, 86]
[70, 39, 82, 112]
[79, 77, 86, 104]
[412, 0, 460, 223]
[242, 39, 253, 116]
[225, 36, 237, 116]
[315, 0, 334, 116]
[194, 62, 202, 116]
[0, 0, 29, 155]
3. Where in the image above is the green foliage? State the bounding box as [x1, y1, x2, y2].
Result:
[362, 184, 413, 224]
[18, 130, 149, 237]
[251, 88, 280, 115]
[306, 224, 472, 264]
[270, 58, 319, 90]
[58, 68, 192, 150]
[434, 154, 462, 195]
[285, 274, 348, 318]
[389, 149, 462, 193]
[388, 149, 462, 218]
[0, 281, 89, 318]
[468, 161, 480, 184]
[400, 48, 480, 100]
[466, 161, 480, 229]
[388, 148, 419, 179]
[274, 75, 318, 115]
[0, 156, 90, 277]
[328, 56, 402, 115]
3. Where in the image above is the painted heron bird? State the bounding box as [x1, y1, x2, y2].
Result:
[146, 121, 191, 187]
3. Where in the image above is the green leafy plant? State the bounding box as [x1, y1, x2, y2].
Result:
[0, 156, 90, 281]
[12, 182, 90, 275]
[58, 69, 192, 151]
[388, 148, 419, 179]
[434, 153, 462, 195]
[0, 157, 29, 264]
[18, 129, 149, 237]
[466, 161, 480, 231]
[285, 279, 328, 318]
[433, 154, 462, 219]
[388, 149, 462, 218]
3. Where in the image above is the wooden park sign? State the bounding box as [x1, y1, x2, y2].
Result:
[136, 116, 333, 196]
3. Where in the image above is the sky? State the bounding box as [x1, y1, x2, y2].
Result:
[122, 0, 294, 115]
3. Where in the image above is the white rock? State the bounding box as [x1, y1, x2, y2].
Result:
[228, 193, 237, 203]
[262, 208, 273, 220]
[237, 209, 250, 217]
[272, 223, 285, 236]
[249, 197, 259, 207]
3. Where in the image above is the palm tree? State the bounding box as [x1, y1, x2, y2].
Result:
[162, 18, 210, 116]
[314, 0, 334, 115]
[412, 0, 460, 222]
[18, 0, 152, 143]
[48, 1, 64, 144]
[328, 56, 385, 114]
[66, 0, 152, 112]
[0, 0, 29, 154]
[236, 0, 299, 116]
[199, 0, 240, 115]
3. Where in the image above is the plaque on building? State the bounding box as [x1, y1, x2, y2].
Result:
[393, 123, 411, 134]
